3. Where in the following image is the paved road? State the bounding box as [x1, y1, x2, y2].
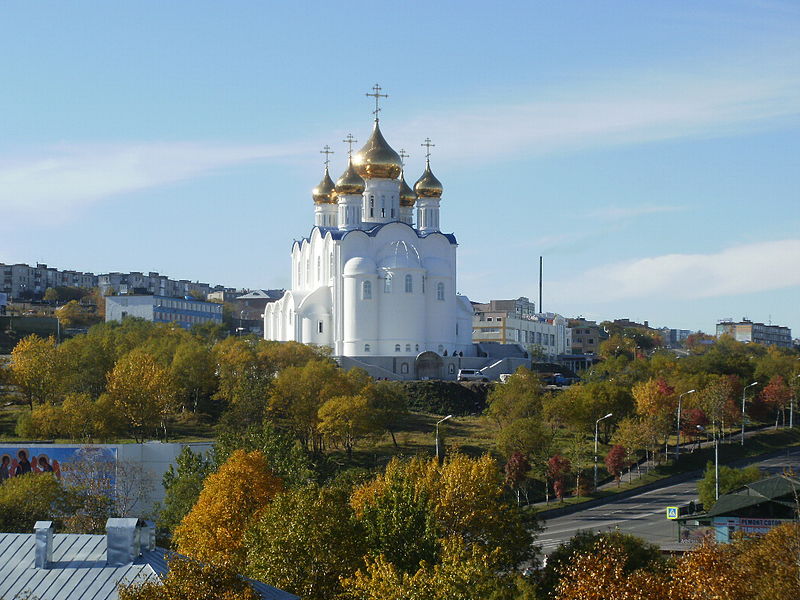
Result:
[538, 447, 800, 554]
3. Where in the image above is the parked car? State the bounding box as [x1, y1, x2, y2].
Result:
[457, 369, 488, 382]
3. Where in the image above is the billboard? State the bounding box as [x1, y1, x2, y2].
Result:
[0, 446, 117, 489]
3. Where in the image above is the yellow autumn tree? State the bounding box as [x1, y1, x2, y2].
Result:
[668, 536, 746, 600]
[173, 449, 283, 571]
[351, 453, 534, 571]
[555, 540, 671, 600]
[106, 349, 178, 442]
[10, 335, 62, 408]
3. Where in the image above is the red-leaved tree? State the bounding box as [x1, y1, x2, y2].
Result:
[504, 451, 531, 505]
[547, 454, 571, 501]
[760, 375, 792, 428]
[604, 445, 626, 486]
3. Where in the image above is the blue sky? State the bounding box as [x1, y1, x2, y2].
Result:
[1, 1, 798, 335]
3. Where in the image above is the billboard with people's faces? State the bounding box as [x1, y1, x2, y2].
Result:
[0, 446, 117, 488]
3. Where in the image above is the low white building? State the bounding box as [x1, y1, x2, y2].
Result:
[472, 297, 572, 359]
[105, 295, 223, 330]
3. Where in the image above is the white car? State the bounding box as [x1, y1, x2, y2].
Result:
[457, 369, 489, 382]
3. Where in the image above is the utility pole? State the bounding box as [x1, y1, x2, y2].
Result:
[676, 390, 696, 460]
[538, 256, 543, 313]
[594, 413, 613, 491]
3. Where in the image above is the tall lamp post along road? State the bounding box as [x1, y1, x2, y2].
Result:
[741, 381, 758, 446]
[791, 373, 800, 429]
[675, 389, 696, 460]
[594, 413, 613, 491]
[435, 415, 453, 462]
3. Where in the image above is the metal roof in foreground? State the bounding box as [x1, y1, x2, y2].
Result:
[0, 532, 298, 600]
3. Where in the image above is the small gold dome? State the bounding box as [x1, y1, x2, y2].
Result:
[399, 170, 417, 207]
[414, 160, 443, 198]
[312, 167, 336, 204]
[335, 157, 366, 196]
[352, 120, 403, 180]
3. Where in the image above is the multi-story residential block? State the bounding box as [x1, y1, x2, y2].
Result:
[472, 297, 571, 359]
[97, 271, 219, 298]
[105, 295, 223, 330]
[568, 317, 608, 354]
[659, 327, 693, 348]
[1, 263, 97, 299]
[716, 319, 792, 348]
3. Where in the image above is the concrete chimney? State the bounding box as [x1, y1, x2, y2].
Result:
[106, 518, 142, 566]
[34, 521, 54, 569]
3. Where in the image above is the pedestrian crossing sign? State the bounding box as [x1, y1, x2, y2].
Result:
[666, 506, 679, 520]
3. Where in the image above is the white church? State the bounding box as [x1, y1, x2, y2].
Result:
[264, 88, 529, 380]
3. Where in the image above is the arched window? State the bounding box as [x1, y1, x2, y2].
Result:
[400, 363, 409, 374]
[329, 253, 334, 278]
[297, 263, 301, 285]
[395, 344, 401, 352]
[437, 282, 445, 301]
[405, 274, 413, 293]
[305, 259, 310, 282]
[318, 321, 323, 333]
[449, 364, 456, 374]
[437, 345, 444, 354]
[422, 276, 425, 293]
[369, 196, 374, 218]
[362, 280, 372, 300]
[415, 344, 419, 352]
[384, 273, 392, 293]
[364, 344, 370, 353]
[405, 343, 411, 352]
[317, 256, 321, 281]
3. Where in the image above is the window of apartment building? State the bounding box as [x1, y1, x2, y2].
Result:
[487, 317, 492, 321]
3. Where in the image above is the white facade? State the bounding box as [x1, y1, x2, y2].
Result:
[105, 295, 223, 330]
[472, 297, 572, 359]
[265, 118, 474, 361]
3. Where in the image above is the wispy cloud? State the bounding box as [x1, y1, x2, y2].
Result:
[549, 239, 800, 302]
[587, 205, 686, 221]
[0, 142, 310, 224]
[396, 64, 800, 164]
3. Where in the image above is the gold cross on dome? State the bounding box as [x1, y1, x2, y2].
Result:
[343, 134, 358, 156]
[399, 149, 409, 166]
[421, 138, 435, 160]
[320, 145, 334, 167]
[365, 83, 388, 118]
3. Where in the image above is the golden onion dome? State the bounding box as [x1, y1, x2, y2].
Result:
[398, 170, 417, 207]
[335, 157, 366, 196]
[352, 120, 403, 179]
[312, 167, 336, 204]
[414, 160, 443, 198]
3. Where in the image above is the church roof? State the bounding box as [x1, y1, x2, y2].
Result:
[295, 222, 457, 248]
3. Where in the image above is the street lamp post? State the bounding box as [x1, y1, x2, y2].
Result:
[791, 374, 800, 429]
[594, 412, 613, 491]
[435, 415, 453, 462]
[741, 381, 758, 446]
[676, 389, 696, 460]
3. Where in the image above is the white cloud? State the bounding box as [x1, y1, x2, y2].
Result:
[549, 239, 800, 302]
[587, 205, 685, 221]
[394, 66, 800, 165]
[0, 142, 310, 224]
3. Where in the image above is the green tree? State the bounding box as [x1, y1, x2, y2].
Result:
[246, 485, 367, 600]
[158, 447, 214, 536]
[0, 473, 67, 532]
[485, 366, 543, 426]
[697, 462, 762, 510]
[318, 394, 376, 457]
